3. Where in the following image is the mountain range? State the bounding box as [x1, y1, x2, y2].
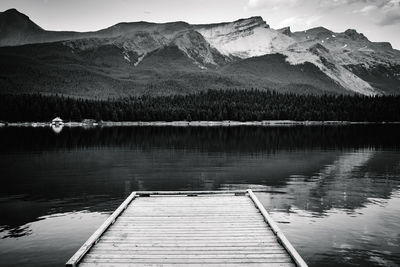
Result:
[0, 8, 399, 98]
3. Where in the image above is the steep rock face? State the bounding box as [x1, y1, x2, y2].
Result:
[194, 17, 294, 58]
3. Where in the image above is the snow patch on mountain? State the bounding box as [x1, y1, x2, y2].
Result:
[134, 53, 146, 66]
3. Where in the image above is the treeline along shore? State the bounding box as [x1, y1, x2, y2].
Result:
[1, 90, 400, 123]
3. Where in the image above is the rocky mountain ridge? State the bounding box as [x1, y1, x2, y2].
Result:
[0, 8, 399, 97]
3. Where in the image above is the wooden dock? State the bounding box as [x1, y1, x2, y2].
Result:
[66, 190, 307, 267]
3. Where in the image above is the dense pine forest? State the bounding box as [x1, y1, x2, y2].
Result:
[1, 90, 400, 122]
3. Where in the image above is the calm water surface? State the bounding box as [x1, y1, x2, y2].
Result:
[0, 125, 399, 267]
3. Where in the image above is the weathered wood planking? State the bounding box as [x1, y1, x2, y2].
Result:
[66, 190, 307, 267]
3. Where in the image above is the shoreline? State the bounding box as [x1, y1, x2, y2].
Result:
[1, 120, 400, 128]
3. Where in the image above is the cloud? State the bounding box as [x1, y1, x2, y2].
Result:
[378, 10, 400, 25]
[277, 15, 322, 28]
[318, 0, 392, 9]
[319, 0, 400, 26]
[245, 0, 400, 26]
[351, 0, 400, 26]
[380, 0, 400, 25]
[245, 0, 348, 10]
[246, 0, 398, 10]
[306, 15, 323, 26]
[246, 0, 300, 10]
[278, 16, 302, 27]
[352, 5, 378, 14]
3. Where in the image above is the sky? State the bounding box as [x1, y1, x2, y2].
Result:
[1, 0, 400, 49]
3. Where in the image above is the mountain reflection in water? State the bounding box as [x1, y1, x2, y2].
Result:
[0, 125, 399, 267]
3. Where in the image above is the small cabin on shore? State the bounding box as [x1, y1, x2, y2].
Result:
[51, 117, 64, 125]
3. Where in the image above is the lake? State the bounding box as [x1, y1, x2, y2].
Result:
[0, 125, 399, 267]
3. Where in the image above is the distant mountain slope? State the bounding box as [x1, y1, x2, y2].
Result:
[0, 41, 344, 98]
[221, 54, 345, 94]
[289, 27, 400, 94]
[0, 8, 83, 46]
[0, 8, 399, 97]
[0, 42, 243, 98]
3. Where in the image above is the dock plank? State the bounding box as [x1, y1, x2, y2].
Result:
[66, 191, 307, 267]
[79, 264, 296, 267]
